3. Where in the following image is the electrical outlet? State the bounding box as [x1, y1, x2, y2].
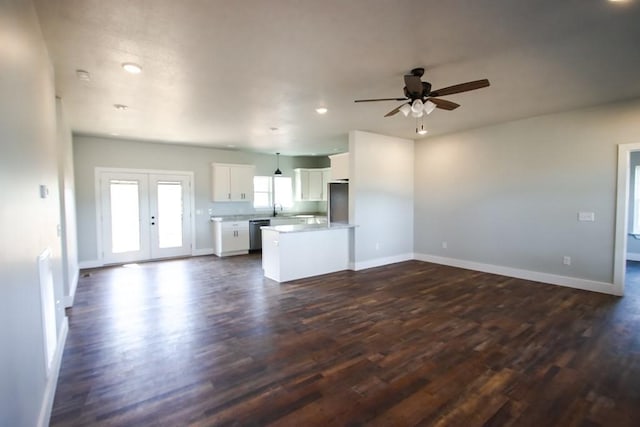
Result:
[442, 241, 448, 249]
[563, 256, 571, 266]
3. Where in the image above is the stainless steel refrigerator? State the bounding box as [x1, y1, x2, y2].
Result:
[328, 181, 349, 224]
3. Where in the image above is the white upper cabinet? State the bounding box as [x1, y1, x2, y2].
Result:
[211, 163, 255, 202]
[329, 152, 349, 181]
[295, 168, 330, 201]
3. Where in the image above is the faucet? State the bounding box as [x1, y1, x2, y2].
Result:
[272, 203, 282, 217]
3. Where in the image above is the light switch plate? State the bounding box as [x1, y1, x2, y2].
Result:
[39, 184, 49, 199]
[578, 211, 595, 222]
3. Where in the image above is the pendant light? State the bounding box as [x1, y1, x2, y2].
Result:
[274, 152, 282, 175]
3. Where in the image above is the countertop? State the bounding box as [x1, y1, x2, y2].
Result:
[261, 223, 356, 233]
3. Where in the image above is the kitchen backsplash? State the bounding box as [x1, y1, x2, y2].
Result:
[209, 201, 327, 217]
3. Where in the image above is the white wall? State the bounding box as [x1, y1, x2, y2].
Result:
[56, 98, 79, 306]
[414, 97, 640, 292]
[0, 1, 68, 425]
[349, 130, 414, 269]
[73, 135, 329, 264]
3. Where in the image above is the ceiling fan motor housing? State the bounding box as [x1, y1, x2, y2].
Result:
[404, 81, 432, 100]
[421, 81, 432, 97]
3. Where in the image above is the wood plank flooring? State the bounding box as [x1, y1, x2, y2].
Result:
[50, 256, 640, 426]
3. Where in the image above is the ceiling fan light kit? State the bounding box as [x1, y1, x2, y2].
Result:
[424, 100, 436, 115]
[411, 99, 423, 114]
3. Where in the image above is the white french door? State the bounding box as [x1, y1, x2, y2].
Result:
[100, 171, 193, 264]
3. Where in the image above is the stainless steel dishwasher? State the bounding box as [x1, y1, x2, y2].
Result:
[249, 219, 270, 251]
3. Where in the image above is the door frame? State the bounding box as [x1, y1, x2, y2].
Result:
[95, 167, 196, 265]
[613, 143, 640, 296]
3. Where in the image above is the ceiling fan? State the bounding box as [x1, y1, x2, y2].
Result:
[354, 68, 490, 118]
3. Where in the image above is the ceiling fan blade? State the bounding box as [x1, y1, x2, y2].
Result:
[404, 74, 423, 96]
[354, 97, 407, 103]
[428, 98, 460, 111]
[384, 103, 409, 117]
[428, 79, 490, 97]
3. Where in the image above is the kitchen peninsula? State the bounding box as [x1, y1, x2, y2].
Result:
[261, 223, 356, 282]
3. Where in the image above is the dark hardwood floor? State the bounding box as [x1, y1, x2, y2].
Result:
[50, 256, 640, 426]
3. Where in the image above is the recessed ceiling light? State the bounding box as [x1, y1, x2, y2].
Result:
[113, 104, 128, 110]
[110, 132, 120, 136]
[76, 69, 90, 81]
[315, 107, 328, 114]
[226, 144, 236, 148]
[122, 63, 142, 74]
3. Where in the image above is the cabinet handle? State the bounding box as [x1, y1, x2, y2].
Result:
[228, 193, 231, 200]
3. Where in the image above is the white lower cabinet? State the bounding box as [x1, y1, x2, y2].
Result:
[213, 221, 249, 256]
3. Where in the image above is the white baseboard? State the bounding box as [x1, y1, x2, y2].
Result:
[627, 252, 640, 261]
[351, 253, 414, 271]
[37, 316, 68, 427]
[78, 259, 102, 269]
[80, 250, 215, 268]
[414, 253, 620, 296]
[192, 248, 214, 256]
[64, 268, 79, 308]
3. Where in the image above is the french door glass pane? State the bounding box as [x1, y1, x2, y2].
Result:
[110, 180, 141, 253]
[157, 181, 183, 249]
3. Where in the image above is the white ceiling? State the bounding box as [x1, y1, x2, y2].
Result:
[34, 0, 640, 156]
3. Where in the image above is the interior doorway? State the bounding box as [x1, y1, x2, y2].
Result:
[614, 143, 640, 296]
[98, 169, 194, 264]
